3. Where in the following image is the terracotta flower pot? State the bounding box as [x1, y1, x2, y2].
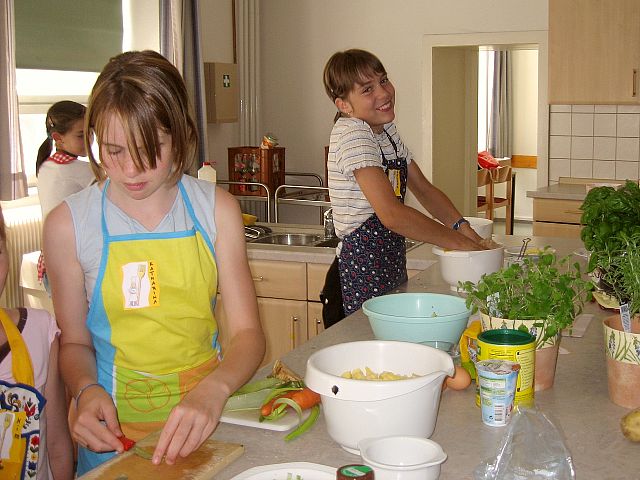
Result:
[603, 314, 640, 409]
[480, 313, 560, 391]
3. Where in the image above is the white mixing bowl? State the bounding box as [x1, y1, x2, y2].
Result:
[465, 216, 494, 239]
[304, 341, 454, 454]
[359, 436, 447, 480]
[432, 245, 504, 291]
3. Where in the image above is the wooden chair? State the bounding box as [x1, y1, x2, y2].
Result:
[477, 165, 514, 234]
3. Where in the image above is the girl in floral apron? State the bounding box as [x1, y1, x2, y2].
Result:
[322, 49, 489, 318]
[43, 51, 265, 475]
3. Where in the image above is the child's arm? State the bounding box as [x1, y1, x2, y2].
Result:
[354, 164, 484, 250]
[43, 202, 124, 455]
[43, 334, 74, 480]
[153, 187, 265, 465]
[406, 161, 485, 243]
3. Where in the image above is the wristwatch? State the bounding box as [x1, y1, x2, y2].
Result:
[452, 217, 470, 230]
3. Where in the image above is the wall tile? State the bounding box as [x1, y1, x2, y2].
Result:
[618, 105, 640, 114]
[549, 158, 570, 181]
[571, 159, 593, 178]
[593, 137, 616, 160]
[549, 135, 571, 158]
[594, 114, 616, 136]
[572, 105, 595, 113]
[616, 137, 640, 161]
[571, 136, 593, 159]
[595, 105, 617, 113]
[550, 112, 571, 135]
[550, 105, 571, 113]
[615, 161, 639, 180]
[616, 114, 640, 137]
[593, 160, 616, 179]
[571, 113, 594, 136]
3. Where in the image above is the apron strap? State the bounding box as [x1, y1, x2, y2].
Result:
[0, 308, 35, 386]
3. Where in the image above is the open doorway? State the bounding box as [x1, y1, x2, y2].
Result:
[423, 31, 548, 234]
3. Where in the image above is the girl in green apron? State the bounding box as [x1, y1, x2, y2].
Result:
[43, 51, 265, 475]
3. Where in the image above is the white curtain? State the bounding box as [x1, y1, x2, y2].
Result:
[0, 0, 26, 200]
[160, 0, 208, 175]
[487, 50, 513, 159]
[236, 0, 260, 146]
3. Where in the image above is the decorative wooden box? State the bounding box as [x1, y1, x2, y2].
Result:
[228, 146, 285, 196]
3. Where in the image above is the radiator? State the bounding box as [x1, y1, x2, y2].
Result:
[1, 203, 43, 309]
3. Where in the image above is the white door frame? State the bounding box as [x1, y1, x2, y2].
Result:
[422, 31, 549, 214]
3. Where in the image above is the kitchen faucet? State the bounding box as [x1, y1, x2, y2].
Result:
[323, 208, 336, 238]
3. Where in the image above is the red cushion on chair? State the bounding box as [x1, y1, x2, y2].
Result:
[478, 151, 499, 169]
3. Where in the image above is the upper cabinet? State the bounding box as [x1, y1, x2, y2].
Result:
[549, 0, 640, 104]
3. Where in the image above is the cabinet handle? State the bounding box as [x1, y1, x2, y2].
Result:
[291, 316, 298, 348]
[315, 319, 322, 335]
[634, 69, 638, 98]
[252, 275, 264, 282]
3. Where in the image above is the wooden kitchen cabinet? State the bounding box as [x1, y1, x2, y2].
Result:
[532, 198, 583, 239]
[307, 301, 324, 339]
[549, 0, 640, 104]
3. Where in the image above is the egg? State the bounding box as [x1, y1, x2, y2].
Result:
[444, 365, 472, 390]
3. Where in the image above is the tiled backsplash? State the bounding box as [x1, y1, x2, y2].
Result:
[549, 105, 640, 182]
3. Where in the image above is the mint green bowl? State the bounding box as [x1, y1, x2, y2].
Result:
[362, 293, 471, 345]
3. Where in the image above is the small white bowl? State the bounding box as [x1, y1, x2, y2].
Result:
[359, 436, 447, 480]
[465, 216, 493, 239]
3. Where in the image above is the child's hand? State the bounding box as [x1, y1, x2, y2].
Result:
[71, 386, 124, 454]
[152, 385, 225, 465]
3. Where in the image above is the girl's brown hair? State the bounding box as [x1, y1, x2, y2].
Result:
[36, 101, 86, 175]
[86, 50, 197, 183]
[323, 49, 387, 123]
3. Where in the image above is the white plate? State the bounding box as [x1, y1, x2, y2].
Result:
[220, 408, 311, 432]
[230, 462, 335, 479]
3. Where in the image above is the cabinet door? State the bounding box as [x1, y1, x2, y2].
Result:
[532, 221, 582, 238]
[549, 0, 640, 104]
[249, 259, 307, 300]
[258, 297, 307, 367]
[214, 296, 307, 367]
[307, 301, 324, 340]
[307, 262, 331, 301]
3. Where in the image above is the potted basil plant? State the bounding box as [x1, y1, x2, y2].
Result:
[459, 250, 592, 391]
[596, 232, 640, 408]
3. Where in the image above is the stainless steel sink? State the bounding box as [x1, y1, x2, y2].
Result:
[249, 232, 421, 251]
[249, 233, 324, 246]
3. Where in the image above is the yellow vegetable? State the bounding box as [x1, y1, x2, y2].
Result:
[341, 367, 421, 381]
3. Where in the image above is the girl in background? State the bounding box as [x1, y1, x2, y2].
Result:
[323, 49, 490, 320]
[0, 206, 74, 479]
[44, 51, 265, 475]
[36, 100, 95, 219]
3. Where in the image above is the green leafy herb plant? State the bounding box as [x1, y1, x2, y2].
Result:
[580, 180, 640, 273]
[597, 232, 640, 319]
[459, 251, 593, 345]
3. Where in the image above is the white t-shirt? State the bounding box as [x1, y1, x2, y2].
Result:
[327, 118, 412, 240]
[37, 159, 95, 219]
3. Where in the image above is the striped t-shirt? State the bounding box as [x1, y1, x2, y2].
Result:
[327, 117, 412, 241]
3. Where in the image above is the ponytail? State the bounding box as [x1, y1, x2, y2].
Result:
[35, 137, 53, 175]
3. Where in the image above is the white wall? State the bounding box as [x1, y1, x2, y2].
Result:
[199, 0, 239, 181]
[511, 48, 538, 221]
[258, 0, 548, 222]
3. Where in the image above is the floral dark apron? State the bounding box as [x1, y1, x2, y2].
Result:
[338, 131, 408, 315]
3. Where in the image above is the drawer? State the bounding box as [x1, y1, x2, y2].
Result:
[532, 221, 582, 239]
[249, 259, 307, 300]
[307, 262, 331, 301]
[533, 198, 583, 224]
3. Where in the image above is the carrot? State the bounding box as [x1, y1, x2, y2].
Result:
[260, 391, 296, 417]
[290, 388, 321, 410]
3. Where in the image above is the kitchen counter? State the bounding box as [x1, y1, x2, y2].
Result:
[245, 223, 436, 271]
[526, 182, 590, 201]
[212, 234, 639, 479]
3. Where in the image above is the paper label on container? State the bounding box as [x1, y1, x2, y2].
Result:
[620, 303, 631, 333]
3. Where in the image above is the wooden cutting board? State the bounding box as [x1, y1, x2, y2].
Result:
[79, 431, 244, 480]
